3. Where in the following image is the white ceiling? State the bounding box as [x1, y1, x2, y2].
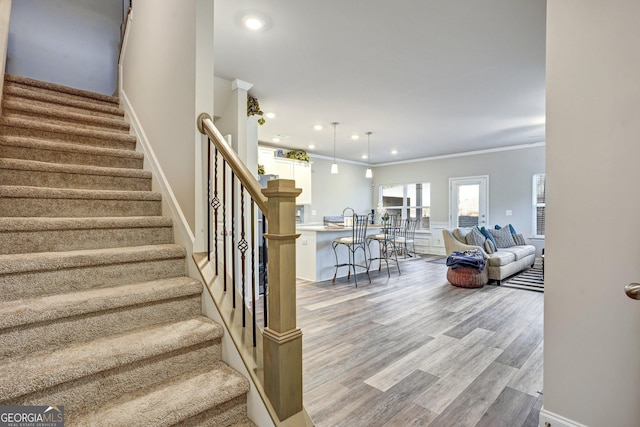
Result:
[213, 0, 546, 165]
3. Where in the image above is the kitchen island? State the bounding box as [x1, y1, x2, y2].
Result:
[296, 224, 381, 282]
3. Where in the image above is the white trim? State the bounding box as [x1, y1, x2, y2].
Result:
[232, 79, 253, 91]
[539, 407, 589, 427]
[120, 91, 195, 246]
[260, 142, 545, 168]
[375, 142, 545, 167]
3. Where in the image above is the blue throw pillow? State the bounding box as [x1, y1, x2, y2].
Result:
[480, 226, 498, 251]
[494, 225, 502, 230]
[508, 224, 517, 234]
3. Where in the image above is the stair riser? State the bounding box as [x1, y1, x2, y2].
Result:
[4, 94, 124, 120]
[0, 197, 162, 217]
[0, 169, 151, 191]
[1, 124, 136, 151]
[5, 81, 119, 109]
[0, 258, 186, 302]
[181, 395, 248, 427]
[0, 227, 173, 254]
[1, 295, 202, 359]
[5, 108, 130, 133]
[0, 144, 143, 169]
[2, 343, 222, 416]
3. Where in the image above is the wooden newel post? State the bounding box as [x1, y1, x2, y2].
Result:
[261, 179, 303, 421]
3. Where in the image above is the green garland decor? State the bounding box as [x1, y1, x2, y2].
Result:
[247, 95, 265, 125]
[285, 150, 310, 162]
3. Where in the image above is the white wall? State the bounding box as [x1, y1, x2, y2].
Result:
[7, 0, 121, 95]
[373, 145, 545, 253]
[307, 156, 373, 223]
[121, 0, 213, 233]
[543, 1, 640, 426]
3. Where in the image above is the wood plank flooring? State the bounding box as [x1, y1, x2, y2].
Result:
[297, 256, 543, 427]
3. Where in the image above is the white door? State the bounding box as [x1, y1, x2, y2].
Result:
[449, 176, 488, 228]
[543, 1, 640, 426]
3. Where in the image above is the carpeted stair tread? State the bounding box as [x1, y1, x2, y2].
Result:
[3, 84, 123, 117]
[71, 362, 250, 427]
[0, 185, 160, 201]
[1, 116, 137, 150]
[0, 135, 143, 168]
[0, 164, 150, 192]
[3, 98, 130, 132]
[0, 216, 174, 254]
[0, 186, 162, 217]
[0, 317, 223, 401]
[229, 417, 258, 427]
[0, 158, 149, 179]
[0, 244, 186, 276]
[0, 216, 171, 231]
[5, 74, 120, 105]
[0, 158, 152, 191]
[0, 277, 201, 330]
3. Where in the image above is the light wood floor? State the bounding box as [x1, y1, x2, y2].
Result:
[297, 256, 543, 427]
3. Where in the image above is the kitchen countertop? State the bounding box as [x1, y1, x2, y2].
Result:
[297, 224, 383, 232]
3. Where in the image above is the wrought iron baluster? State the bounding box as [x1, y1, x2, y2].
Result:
[231, 171, 236, 309]
[222, 160, 227, 291]
[212, 148, 220, 274]
[263, 214, 268, 327]
[239, 184, 248, 327]
[207, 138, 211, 261]
[251, 200, 256, 347]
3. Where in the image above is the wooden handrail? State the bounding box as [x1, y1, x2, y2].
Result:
[198, 113, 269, 214]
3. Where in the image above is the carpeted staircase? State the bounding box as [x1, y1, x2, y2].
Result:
[0, 74, 255, 426]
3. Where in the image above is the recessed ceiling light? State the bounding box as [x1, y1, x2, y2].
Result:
[272, 137, 281, 143]
[313, 125, 323, 131]
[362, 154, 368, 159]
[308, 144, 315, 150]
[265, 112, 276, 119]
[391, 150, 398, 155]
[351, 134, 360, 140]
[243, 15, 265, 31]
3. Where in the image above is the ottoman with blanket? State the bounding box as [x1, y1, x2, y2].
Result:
[446, 249, 488, 288]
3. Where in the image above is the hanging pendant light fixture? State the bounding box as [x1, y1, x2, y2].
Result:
[331, 122, 339, 174]
[365, 131, 373, 178]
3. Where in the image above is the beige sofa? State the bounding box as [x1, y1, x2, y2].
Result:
[443, 227, 536, 285]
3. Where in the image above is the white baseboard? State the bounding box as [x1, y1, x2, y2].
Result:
[539, 407, 589, 427]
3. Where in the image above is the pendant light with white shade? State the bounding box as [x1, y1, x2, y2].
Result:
[365, 131, 373, 178]
[331, 122, 339, 174]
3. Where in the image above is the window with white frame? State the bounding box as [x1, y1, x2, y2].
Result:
[379, 182, 430, 229]
[533, 173, 545, 237]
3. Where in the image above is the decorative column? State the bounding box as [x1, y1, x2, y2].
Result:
[261, 179, 302, 421]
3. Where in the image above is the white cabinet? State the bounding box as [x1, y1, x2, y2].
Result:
[257, 148, 274, 175]
[272, 158, 294, 179]
[258, 149, 312, 205]
[292, 161, 312, 205]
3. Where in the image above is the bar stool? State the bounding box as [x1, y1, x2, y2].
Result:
[367, 214, 402, 277]
[332, 213, 371, 287]
[400, 217, 419, 257]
